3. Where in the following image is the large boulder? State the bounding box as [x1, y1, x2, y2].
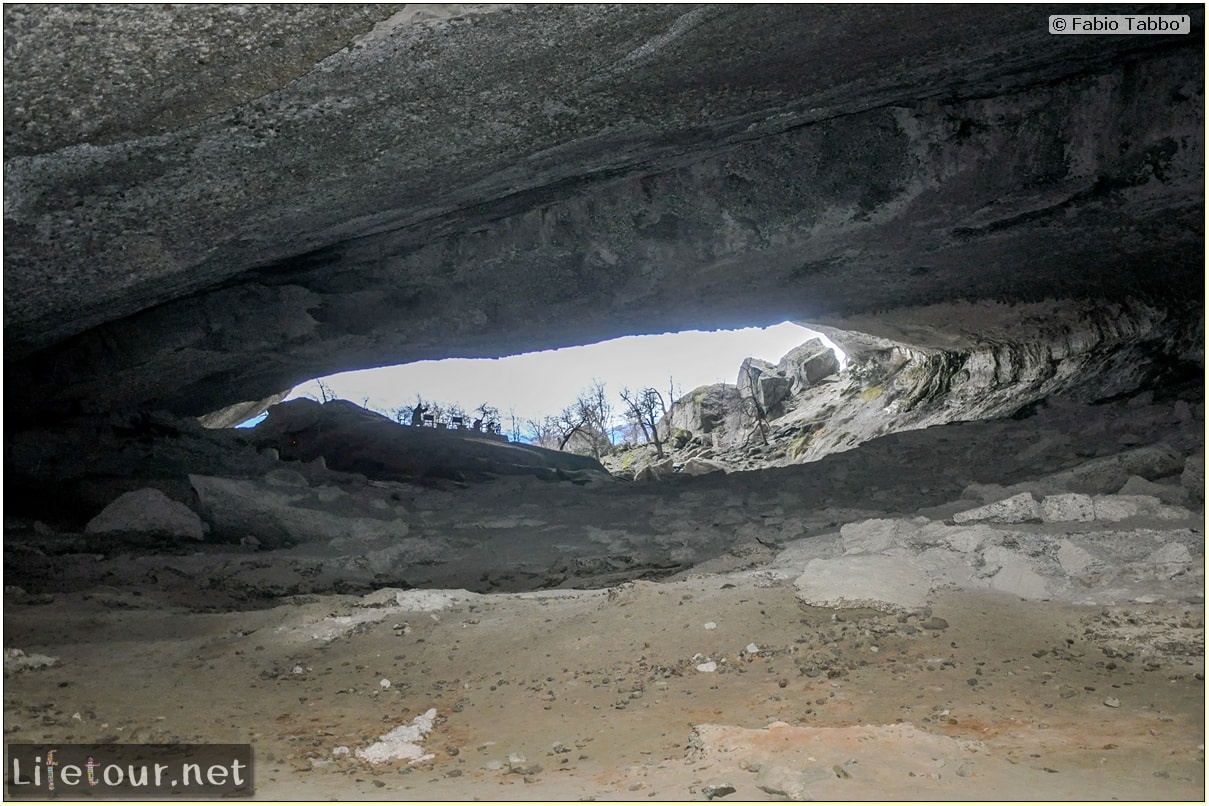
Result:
[85, 488, 206, 541]
[659, 384, 745, 444]
[777, 339, 841, 392]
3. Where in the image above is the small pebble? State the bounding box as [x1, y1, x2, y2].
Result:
[1104, 697, 1121, 708]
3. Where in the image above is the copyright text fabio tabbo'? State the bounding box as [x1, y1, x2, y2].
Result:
[1049, 14, 1190, 34]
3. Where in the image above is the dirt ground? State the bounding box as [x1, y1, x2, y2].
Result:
[4, 574, 1203, 801]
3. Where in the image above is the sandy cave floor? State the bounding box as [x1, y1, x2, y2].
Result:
[3, 575, 1203, 801]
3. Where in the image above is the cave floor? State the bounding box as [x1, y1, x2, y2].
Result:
[4, 576, 1203, 801]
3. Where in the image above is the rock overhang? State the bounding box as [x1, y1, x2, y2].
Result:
[3, 4, 1204, 424]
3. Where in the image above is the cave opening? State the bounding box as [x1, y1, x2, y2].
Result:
[4, 4, 1203, 799]
[235, 321, 846, 441]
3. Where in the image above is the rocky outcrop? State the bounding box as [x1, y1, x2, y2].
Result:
[621, 299, 1201, 477]
[659, 384, 745, 448]
[197, 391, 292, 429]
[3, 6, 1203, 424]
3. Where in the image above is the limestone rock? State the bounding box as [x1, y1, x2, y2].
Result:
[1148, 542, 1192, 566]
[680, 458, 727, 476]
[951, 493, 1040, 524]
[840, 518, 901, 554]
[633, 466, 659, 483]
[738, 358, 793, 416]
[1041, 493, 1096, 523]
[190, 474, 409, 547]
[982, 547, 1050, 599]
[661, 385, 743, 440]
[1118, 474, 1188, 505]
[1181, 450, 1204, 504]
[197, 390, 291, 429]
[1056, 539, 1100, 575]
[1091, 494, 1162, 522]
[1043, 444, 1186, 494]
[795, 555, 930, 612]
[85, 488, 206, 541]
[777, 339, 841, 390]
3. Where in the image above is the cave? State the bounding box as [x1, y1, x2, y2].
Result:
[3, 5, 1204, 800]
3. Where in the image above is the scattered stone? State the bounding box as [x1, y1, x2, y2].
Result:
[356, 709, 438, 764]
[507, 753, 542, 775]
[1041, 493, 1096, 523]
[702, 783, 737, 800]
[4, 648, 59, 673]
[952, 493, 1040, 525]
[1104, 697, 1121, 708]
[704, 622, 718, 630]
[379, 678, 391, 690]
[920, 617, 949, 631]
[697, 661, 718, 673]
[85, 488, 206, 541]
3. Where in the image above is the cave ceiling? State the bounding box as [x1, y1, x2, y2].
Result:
[3, 3, 1204, 422]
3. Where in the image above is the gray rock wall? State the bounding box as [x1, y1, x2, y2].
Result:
[3, 6, 1202, 425]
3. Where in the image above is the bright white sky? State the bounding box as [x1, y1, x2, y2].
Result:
[285, 322, 840, 425]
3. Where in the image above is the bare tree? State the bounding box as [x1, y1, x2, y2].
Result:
[506, 407, 522, 443]
[666, 374, 683, 409]
[524, 416, 563, 449]
[620, 386, 667, 459]
[552, 380, 614, 458]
